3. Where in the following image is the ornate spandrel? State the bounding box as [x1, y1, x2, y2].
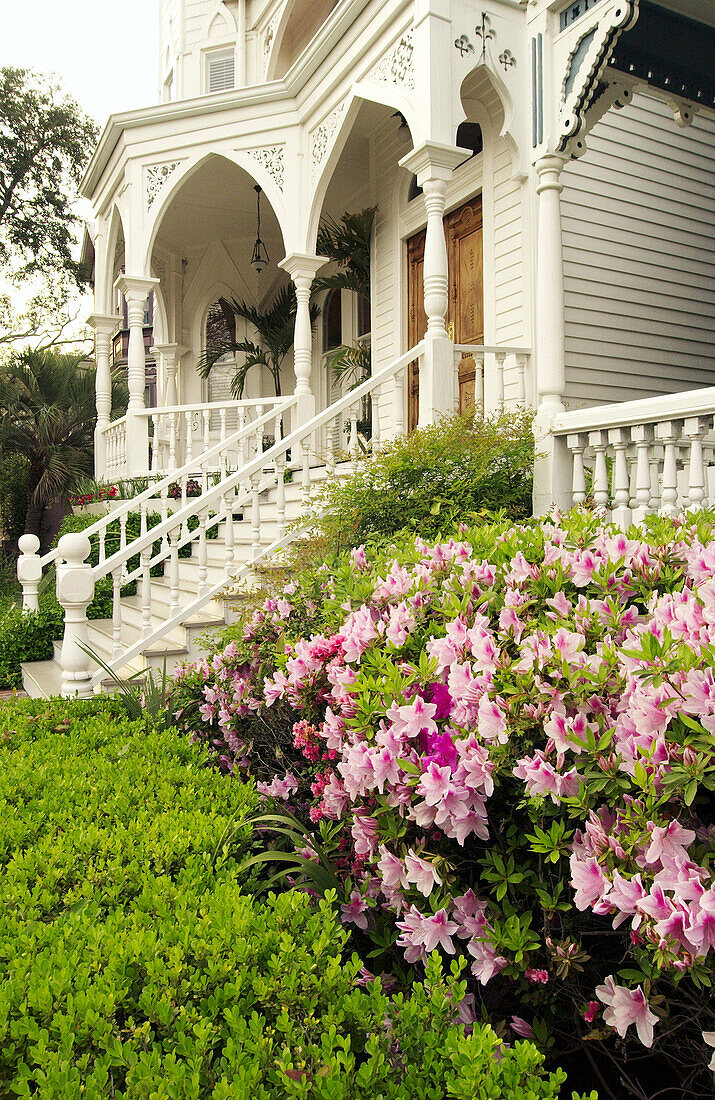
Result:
[310, 101, 347, 182]
[244, 145, 286, 192]
[369, 30, 415, 91]
[145, 161, 182, 211]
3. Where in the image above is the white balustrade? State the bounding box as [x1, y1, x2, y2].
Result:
[553, 388, 715, 526]
[452, 345, 531, 413]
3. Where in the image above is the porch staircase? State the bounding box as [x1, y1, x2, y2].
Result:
[18, 343, 427, 699]
[20, 472, 326, 698]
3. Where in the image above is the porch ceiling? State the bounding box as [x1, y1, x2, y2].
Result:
[152, 157, 284, 261]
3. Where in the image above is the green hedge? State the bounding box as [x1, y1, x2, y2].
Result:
[0, 700, 591, 1100]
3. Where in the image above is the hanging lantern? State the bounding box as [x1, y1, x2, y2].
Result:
[250, 184, 270, 274]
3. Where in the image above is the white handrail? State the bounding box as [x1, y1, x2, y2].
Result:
[136, 397, 286, 417]
[552, 385, 715, 434]
[452, 343, 531, 356]
[88, 340, 424, 681]
[38, 396, 297, 568]
[87, 342, 424, 596]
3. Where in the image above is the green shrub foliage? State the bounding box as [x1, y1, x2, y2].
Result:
[0, 699, 589, 1099]
[304, 409, 534, 554]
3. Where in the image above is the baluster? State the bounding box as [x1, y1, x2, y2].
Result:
[160, 486, 169, 551]
[169, 525, 180, 620]
[219, 407, 227, 444]
[140, 500, 148, 539]
[495, 351, 506, 411]
[631, 424, 654, 525]
[98, 528, 106, 565]
[239, 408, 248, 466]
[183, 412, 192, 465]
[203, 409, 211, 453]
[223, 487, 235, 571]
[251, 474, 262, 560]
[151, 415, 160, 473]
[657, 421, 681, 515]
[516, 353, 528, 405]
[274, 414, 287, 539]
[684, 415, 709, 511]
[348, 408, 359, 462]
[588, 430, 610, 509]
[326, 415, 338, 475]
[254, 405, 265, 459]
[119, 513, 128, 572]
[301, 438, 312, 509]
[393, 367, 405, 439]
[198, 511, 208, 596]
[371, 387, 382, 452]
[566, 433, 587, 506]
[474, 350, 486, 412]
[608, 427, 632, 529]
[141, 546, 152, 639]
[168, 413, 177, 470]
[112, 568, 123, 661]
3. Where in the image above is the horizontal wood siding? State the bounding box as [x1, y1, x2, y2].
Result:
[561, 93, 715, 409]
[492, 140, 528, 405]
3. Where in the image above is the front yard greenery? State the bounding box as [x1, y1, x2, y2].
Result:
[171, 508, 715, 1099]
[0, 698, 586, 1098]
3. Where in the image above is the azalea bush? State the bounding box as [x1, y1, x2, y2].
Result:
[0, 698, 585, 1099]
[171, 509, 715, 1098]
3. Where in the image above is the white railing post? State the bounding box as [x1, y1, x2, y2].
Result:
[114, 275, 159, 476]
[56, 533, 95, 699]
[88, 314, 117, 479]
[17, 534, 42, 612]
[631, 423, 654, 525]
[588, 430, 610, 510]
[657, 421, 681, 515]
[279, 253, 328, 429]
[684, 415, 709, 511]
[566, 434, 587, 507]
[609, 427, 632, 529]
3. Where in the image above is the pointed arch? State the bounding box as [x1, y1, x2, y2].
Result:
[305, 88, 415, 251]
[102, 205, 127, 316]
[458, 62, 518, 167]
[202, 0, 237, 37]
[143, 151, 288, 274]
[266, 0, 338, 80]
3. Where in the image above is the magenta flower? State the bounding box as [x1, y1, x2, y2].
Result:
[569, 854, 609, 911]
[510, 1016, 535, 1040]
[341, 889, 369, 930]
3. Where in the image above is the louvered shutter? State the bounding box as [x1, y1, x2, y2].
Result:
[207, 53, 235, 93]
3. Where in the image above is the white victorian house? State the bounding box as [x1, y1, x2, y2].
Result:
[16, 0, 715, 696]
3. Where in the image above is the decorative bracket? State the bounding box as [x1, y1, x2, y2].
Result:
[557, 0, 639, 152]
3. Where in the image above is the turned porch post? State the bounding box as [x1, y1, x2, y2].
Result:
[399, 142, 466, 426]
[114, 275, 159, 476]
[278, 253, 327, 428]
[154, 342, 187, 408]
[88, 314, 118, 479]
[533, 154, 571, 513]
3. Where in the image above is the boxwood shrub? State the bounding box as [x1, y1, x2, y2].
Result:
[0, 699, 592, 1099]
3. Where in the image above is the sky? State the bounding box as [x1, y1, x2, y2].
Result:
[0, 0, 159, 126]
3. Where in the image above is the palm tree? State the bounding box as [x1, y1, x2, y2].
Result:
[314, 207, 376, 388]
[198, 285, 319, 399]
[0, 348, 126, 551]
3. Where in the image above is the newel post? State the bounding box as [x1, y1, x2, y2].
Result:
[56, 533, 96, 699]
[17, 534, 42, 612]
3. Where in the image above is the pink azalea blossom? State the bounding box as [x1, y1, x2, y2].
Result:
[596, 978, 658, 1047]
[510, 1017, 535, 1039]
[403, 850, 443, 896]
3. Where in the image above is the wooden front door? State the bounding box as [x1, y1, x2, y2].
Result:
[405, 195, 483, 429]
[406, 229, 426, 432]
[445, 197, 484, 414]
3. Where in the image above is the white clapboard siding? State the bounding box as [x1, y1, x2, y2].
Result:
[561, 92, 715, 409]
[493, 140, 527, 352]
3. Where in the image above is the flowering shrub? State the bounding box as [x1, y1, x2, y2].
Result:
[69, 483, 119, 506]
[171, 509, 715, 1097]
[168, 477, 202, 499]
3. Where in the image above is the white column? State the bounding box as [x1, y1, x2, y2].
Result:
[533, 154, 570, 514]
[114, 275, 159, 476]
[399, 142, 466, 426]
[278, 253, 327, 427]
[88, 314, 118, 479]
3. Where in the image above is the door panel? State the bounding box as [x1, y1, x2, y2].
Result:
[446, 198, 484, 413]
[405, 196, 484, 428]
[406, 229, 426, 432]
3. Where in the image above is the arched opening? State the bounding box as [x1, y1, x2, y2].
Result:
[455, 121, 483, 159]
[150, 155, 288, 410]
[270, 0, 339, 79]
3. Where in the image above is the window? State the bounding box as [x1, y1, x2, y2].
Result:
[323, 289, 342, 351]
[206, 49, 235, 93]
[356, 293, 370, 340]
